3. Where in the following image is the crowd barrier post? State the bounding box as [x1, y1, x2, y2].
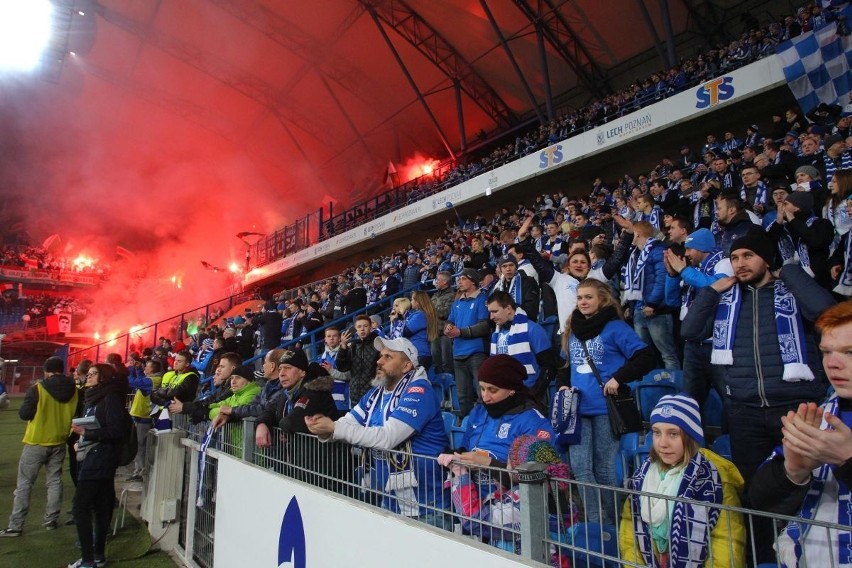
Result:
[517, 461, 549, 564]
[241, 417, 257, 463]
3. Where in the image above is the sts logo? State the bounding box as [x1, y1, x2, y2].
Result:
[278, 497, 306, 568]
[695, 76, 734, 109]
[539, 144, 564, 169]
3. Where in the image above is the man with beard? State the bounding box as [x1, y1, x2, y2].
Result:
[681, 233, 834, 488]
[306, 337, 448, 528]
[713, 191, 761, 255]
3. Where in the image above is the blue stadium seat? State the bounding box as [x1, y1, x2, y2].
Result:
[635, 368, 684, 391]
[557, 522, 619, 568]
[432, 372, 460, 412]
[615, 432, 640, 487]
[634, 434, 654, 471]
[711, 434, 732, 461]
[430, 379, 447, 408]
[634, 383, 678, 422]
[704, 389, 724, 430]
[446, 381, 460, 412]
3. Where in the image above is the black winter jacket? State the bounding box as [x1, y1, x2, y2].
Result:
[681, 265, 833, 407]
[336, 331, 380, 405]
[77, 381, 130, 481]
[257, 374, 339, 434]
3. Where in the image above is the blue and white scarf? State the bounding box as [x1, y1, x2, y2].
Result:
[196, 424, 217, 507]
[777, 215, 818, 277]
[775, 393, 852, 568]
[680, 250, 725, 320]
[711, 280, 814, 381]
[362, 368, 417, 432]
[740, 180, 768, 209]
[388, 314, 407, 339]
[623, 238, 657, 302]
[822, 151, 852, 185]
[498, 274, 524, 308]
[361, 368, 421, 515]
[629, 451, 722, 567]
[835, 233, 852, 297]
[490, 308, 537, 382]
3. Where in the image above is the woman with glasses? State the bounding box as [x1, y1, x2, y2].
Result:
[68, 364, 130, 568]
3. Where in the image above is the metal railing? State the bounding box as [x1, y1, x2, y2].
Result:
[67, 293, 254, 368]
[170, 412, 851, 568]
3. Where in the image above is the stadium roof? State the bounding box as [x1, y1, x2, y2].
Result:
[3, 1, 780, 218]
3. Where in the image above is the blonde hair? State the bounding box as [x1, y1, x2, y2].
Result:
[560, 279, 623, 355]
[411, 290, 439, 342]
[393, 297, 411, 314]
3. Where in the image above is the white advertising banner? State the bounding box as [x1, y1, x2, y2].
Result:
[245, 56, 785, 285]
[214, 452, 532, 568]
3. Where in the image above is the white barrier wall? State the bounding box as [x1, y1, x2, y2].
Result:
[244, 56, 785, 286]
[213, 452, 535, 568]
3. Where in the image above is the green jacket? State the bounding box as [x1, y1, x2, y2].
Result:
[208, 382, 261, 420]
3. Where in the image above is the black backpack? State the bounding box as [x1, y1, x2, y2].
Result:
[116, 410, 137, 467]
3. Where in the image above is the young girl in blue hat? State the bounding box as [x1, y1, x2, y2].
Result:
[620, 394, 745, 568]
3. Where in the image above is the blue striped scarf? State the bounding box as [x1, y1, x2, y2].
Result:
[680, 249, 725, 319]
[740, 180, 768, 210]
[629, 451, 722, 567]
[711, 279, 814, 382]
[490, 309, 537, 384]
[835, 233, 852, 297]
[622, 238, 657, 302]
[498, 274, 524, 308]
[822, 151, 852, 185]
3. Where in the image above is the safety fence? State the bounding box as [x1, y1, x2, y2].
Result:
[167, 414, 850, 568]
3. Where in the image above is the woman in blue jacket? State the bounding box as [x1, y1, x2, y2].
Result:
[558, 279, 656, 524]
[389, 291, 437, 370]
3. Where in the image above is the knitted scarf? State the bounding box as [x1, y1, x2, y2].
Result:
[822, 151, 852, 185]
[740, 180, 767, 209]
[775, 393, 852, 568]
[490, 308, 537, 383]
[629, 451, 722, 567]
[498, 274, 524, 308]
[711, 280, 814, 382]
[680, 250, 725, 320]
[776, 215, 818, 276]
[623, 238, 657, 302]
[693, 198, 715, 231]
[362, 368, 421, 515]
[835, 233, 852, 297]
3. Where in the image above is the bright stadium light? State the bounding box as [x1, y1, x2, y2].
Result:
[0, 1, 54, 72]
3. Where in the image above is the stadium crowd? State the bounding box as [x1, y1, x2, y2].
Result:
[0, 245, 110, 277]
[59, 88, 848, 565]
[4, 4, 852, 567]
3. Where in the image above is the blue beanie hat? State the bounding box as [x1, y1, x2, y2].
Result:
[650, 394, 704, 445]
[684, 228, 716, 253]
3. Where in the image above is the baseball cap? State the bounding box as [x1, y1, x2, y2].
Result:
[373, 336, 419, 367]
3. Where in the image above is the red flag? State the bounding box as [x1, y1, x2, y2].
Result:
[46, 315, 59, 335]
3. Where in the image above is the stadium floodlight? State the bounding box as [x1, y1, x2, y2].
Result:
[0, 1, 54, 73]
